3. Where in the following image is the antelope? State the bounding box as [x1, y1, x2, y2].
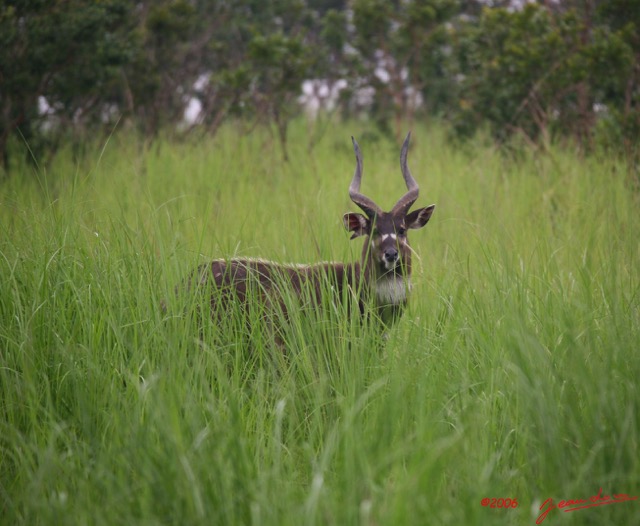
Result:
[186, 133, 435, 342]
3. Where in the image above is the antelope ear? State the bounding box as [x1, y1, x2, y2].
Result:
[406, 204, 435, 230]
[343, 213, 369, 239]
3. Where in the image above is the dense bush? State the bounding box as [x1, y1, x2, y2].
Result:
[1, 0, 638, 167]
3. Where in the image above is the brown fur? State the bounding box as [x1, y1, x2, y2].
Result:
[178, 134, 435, 343]
[193, 258, 364, 318]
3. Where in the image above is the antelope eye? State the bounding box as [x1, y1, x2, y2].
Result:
[397, 227, 406, 236]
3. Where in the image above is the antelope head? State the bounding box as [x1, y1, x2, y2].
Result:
[343, 133, 435, 290]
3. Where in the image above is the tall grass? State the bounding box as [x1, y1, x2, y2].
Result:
[1, 122, 638, 525]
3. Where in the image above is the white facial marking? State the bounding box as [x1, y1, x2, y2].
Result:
[375, 278, 411, 305]
[382, 258, 394, 270]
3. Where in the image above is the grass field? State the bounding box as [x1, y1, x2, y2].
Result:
[1, 123, 638, 525]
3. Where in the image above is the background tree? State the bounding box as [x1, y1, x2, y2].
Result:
[1, 0, 639, 170]
[151, 0, 319, 158]
[124, 0, 202, 135]
[591, 0, 640, 159]
[350, 0, 459, 139]
[451, 1, 639, 154]
[0, 0, 134, 167]
[453, 4, 583, 145]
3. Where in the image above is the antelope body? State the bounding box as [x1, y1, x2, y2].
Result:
[189, 133, 435, 337]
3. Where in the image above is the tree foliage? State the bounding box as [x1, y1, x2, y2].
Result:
[1, 0, 639, 168]
[453, 2, 639, 152]
[0, 0, 133, 164]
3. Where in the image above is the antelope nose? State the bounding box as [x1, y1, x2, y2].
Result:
[384, 249, 399, 263]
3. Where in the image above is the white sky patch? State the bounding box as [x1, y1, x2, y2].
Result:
[184, 98, 202, 124]
[298, 79, 348, 118]
[374, 67, 390, 83]
[193, 73, 209, 92]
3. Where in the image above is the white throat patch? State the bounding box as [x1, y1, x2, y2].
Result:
[375, 278, 411, 306]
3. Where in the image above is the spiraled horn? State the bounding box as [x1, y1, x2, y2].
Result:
[349, 136, 382, 218]
[391, 132, 419, 215]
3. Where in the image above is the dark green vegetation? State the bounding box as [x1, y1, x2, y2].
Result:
[2, 0, 639, 167]
[1, 125, 638, 524]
